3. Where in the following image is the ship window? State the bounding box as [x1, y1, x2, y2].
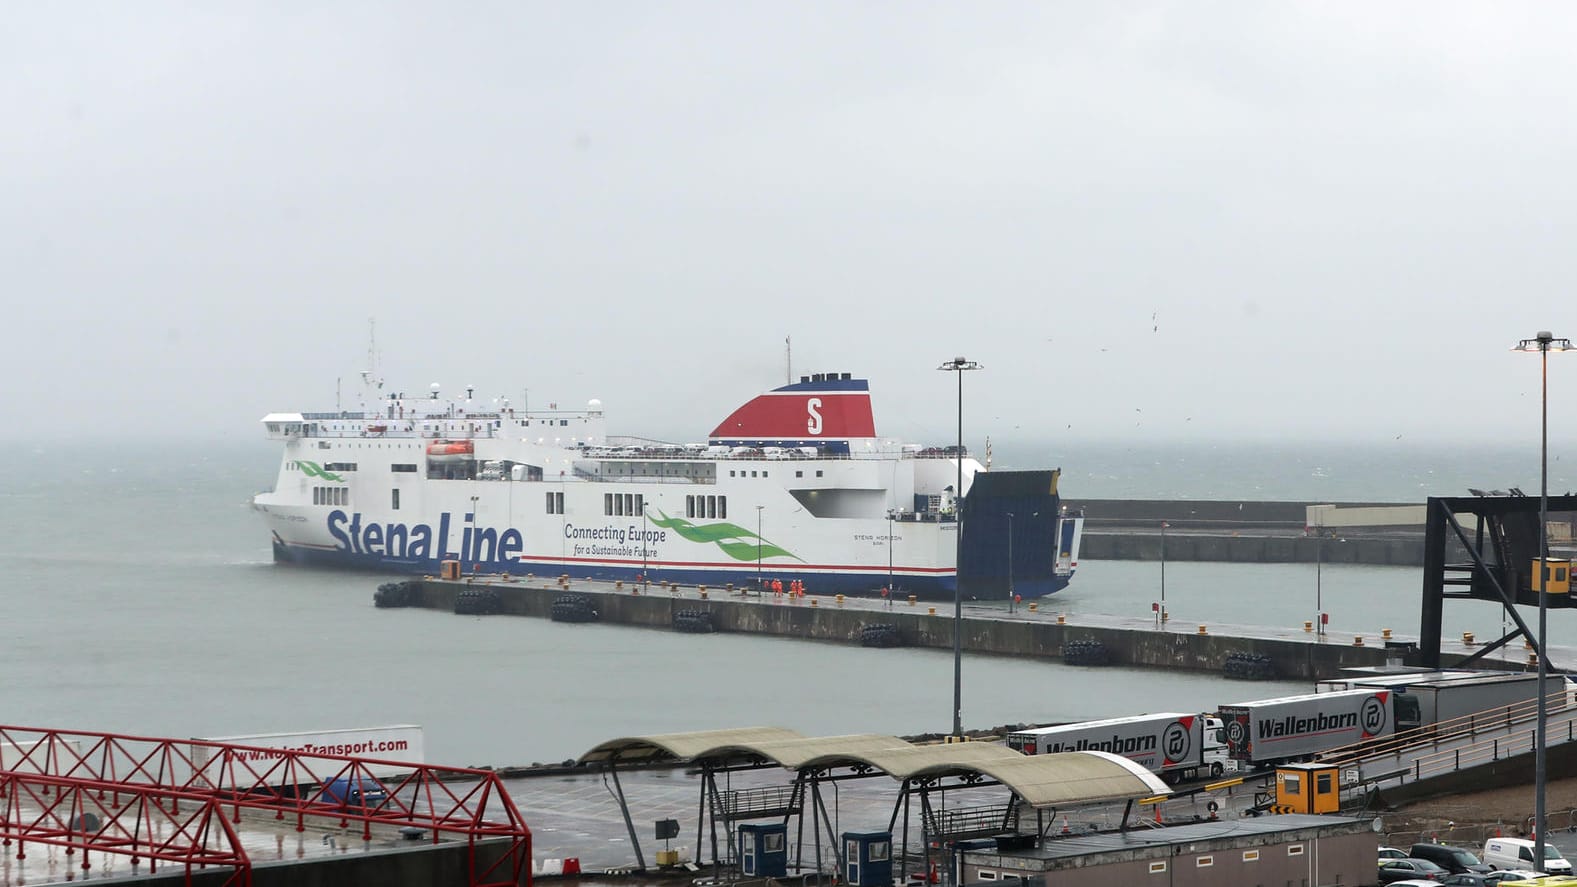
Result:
[392, 489, 400, 510]
[634, 494, 644, 515]
[313, 488, 320, 505]
[392, 463, 418, 473]
[718, 497, 726, 519]
[686, 495, 695, 518]
[796, 471, 803, 478]
[708, 496, 717, 519]
[605, 493, 614, 515]
[751, 471, 758, 478]
[816, 471, 823, 477]
[624, 493, 634, 515]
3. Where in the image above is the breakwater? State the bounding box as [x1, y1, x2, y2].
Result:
[404, 576, 1507, 682]
[1066, 498, 1425, 566]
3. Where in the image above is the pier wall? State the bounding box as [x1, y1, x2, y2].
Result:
[416, 579, 1500, 682]
[136, 838, 521, 887]
[1079, 532, 1425, 566]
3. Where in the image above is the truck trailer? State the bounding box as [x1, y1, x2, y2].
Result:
[190, 725, 425, 789]
[1317, 671, 1561, 731]
[1005, 713, 1230, 782]
[1219, 689, 1394, 766]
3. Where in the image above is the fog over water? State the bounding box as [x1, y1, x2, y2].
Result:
[5, 4, 1577, 451]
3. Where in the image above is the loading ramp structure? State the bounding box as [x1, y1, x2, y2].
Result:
[578, 727, 1169, 886]
[1420, 493, 1577, 671]
[0, 724, 531, 887]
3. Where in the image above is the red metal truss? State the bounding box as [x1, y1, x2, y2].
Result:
[0, 772, 251, 887]
[0, 725, 531, 887]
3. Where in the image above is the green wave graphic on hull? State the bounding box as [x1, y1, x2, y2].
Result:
[297, 460, 344, 482]
[649, 512, 802, 562]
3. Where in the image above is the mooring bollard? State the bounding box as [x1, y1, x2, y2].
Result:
[1382, 628, 1393, 640]
[1464, 631, 1476, 645]
[810, 598, 818, 608]
[1303, 621, 1313, 633]
[908, 594, 917, 606]
[1197, 625, 1208, 636]
[928, 606, 937, 616]
[1028, 602, 1038, 612]
[836, 593, 845, 606]
[699, 589, 708, 599]
[1056, 614, 1066, 625]
[1353, 636, 1364, 646]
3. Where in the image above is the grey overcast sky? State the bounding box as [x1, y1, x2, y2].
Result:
[5, 3, 1576, 448]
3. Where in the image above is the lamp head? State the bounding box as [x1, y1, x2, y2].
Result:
[1514, 332, 1574, 353]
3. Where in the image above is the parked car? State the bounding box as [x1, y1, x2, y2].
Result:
[1380, 857, 1452, 883]
[1378, 846, 1412, 859]
[1413, 843, 1495, 874]
[1441, 873, 1520, 886]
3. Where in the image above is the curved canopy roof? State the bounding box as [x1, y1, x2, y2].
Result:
[579, 727, 805, 764]
[577, 728, 1169, 809]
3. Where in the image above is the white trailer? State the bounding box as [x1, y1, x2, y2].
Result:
[1318, 671, 1555, 731]
[1219, 689, 1394, 766]
[191, 725, 424, 787]
[1005, 713, 1231, 782]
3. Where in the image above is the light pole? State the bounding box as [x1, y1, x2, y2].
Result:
[1514, 331, 1571, 867]
[756, 505, 765, 594]
[1006, 512, 1015, 613]
[887, 510, 896, 606]
[641, 504, 650, 590]
[1160, 520, 1168, 624]
[938, 356, 981, 739]
[1316, 532, 1324, 637]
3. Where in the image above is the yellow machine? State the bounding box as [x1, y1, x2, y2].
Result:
[1272, 763, 1340, 815]
[1533, 558, 1571, 595]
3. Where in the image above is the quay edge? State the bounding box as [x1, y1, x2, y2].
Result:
[409, 577, 1519, 682]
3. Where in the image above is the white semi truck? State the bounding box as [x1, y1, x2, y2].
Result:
[1005, 713, 1232, 783]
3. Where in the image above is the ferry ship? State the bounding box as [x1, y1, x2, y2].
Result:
[251, 372, 1084, 600]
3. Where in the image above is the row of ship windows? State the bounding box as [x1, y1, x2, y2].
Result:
[728, 469, 824, 478]
[313, 487, 348, 506]
[605, 493, 646, 516]
[687, 495, 726, 520]
[546, 492, 565, 514]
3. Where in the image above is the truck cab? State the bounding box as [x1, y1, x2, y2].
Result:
[322, 776, 389, 810]
[1201, 716, 1234, 777]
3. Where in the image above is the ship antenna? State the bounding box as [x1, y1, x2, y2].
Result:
[785, 335, 792, 385]
[985, 435, 992, 470]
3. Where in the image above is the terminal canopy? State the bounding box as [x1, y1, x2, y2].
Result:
[578, 728, 1168, 809]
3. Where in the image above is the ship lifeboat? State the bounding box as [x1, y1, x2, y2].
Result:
[426, 439, 475, 462]
[366, 425, 388, 434]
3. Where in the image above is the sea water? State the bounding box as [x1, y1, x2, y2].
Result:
[0, 439, 1568, 766]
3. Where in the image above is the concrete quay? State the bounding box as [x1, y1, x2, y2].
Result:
[411, 574, 1543, 682]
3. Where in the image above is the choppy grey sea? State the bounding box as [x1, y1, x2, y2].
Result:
[0, 438, 1570, 768]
